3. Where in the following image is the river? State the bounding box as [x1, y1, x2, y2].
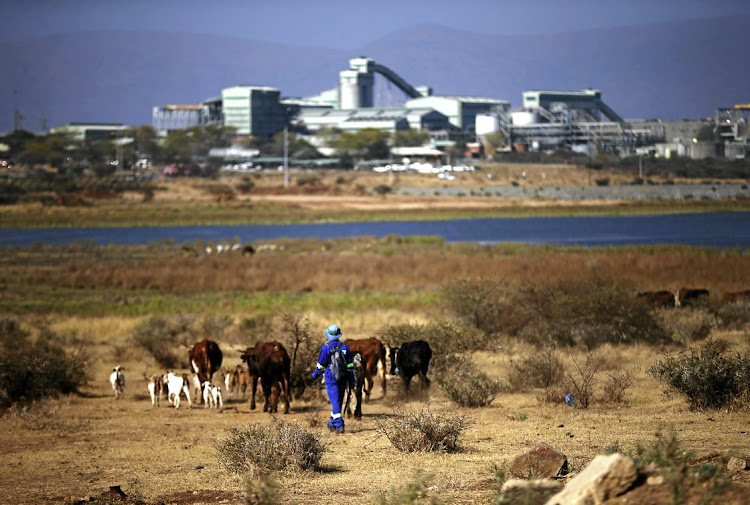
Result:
[2, 211, 749, 248]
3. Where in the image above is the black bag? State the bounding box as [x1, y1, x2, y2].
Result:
[327, 341, 346, 381]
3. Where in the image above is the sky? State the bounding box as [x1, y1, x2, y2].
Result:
[2, 0, 750, 49]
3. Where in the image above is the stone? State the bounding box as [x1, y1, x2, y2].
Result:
[545, 453, 637, 505]
[499, 479, 563, 505]
[510, 444, 568, 479]
[727, 457, 749, 473]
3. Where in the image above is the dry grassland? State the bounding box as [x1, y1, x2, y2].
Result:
[2, 165, 750, 504]
[2, 324, 750, 505]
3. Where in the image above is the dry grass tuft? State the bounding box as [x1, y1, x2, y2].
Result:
[376, 406, 469, 453]
[216, 419, 326, 475]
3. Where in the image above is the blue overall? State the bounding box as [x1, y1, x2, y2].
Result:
[312, 338, 355, 432]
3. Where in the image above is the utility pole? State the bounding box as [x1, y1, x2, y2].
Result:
[283, 126, 289, 188]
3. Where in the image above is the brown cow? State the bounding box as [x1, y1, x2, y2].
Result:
[188, 339, 223, 385]
[637, 290, 676, 308]
[677, 288, 710, 308]
[722, 290, 750, 303]
[240, 341, 291, 414]
[344, 337, 387, 401]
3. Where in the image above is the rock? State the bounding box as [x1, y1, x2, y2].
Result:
[727, 457, 749, 472]
[510, 444, 568, 479]
[546, 453, 637, 505]
[646, 474, 666, 486]
[499, 479, 563, 505]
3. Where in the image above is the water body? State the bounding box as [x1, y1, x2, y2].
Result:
[2, 212, 749, 249]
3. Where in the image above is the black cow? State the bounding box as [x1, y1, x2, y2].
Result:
[389, 340, 432, 397]
[344, 352, 366, 419]
[677, 288, 710, 308]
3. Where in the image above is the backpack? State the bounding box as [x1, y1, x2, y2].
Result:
[327, 341, 346, 382]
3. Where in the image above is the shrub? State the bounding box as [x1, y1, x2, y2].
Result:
[565, 350, 601, 409]
[654, 308, 715, 343]
[274, 311, 318, 399]
[296, 174, 321, 186]
[715, 301, 750, 330]
[437, 357, 505, 407]
[373, 185, 392, 195]
[506, 347, 565, 392]
[595, 177, 610, 186]
[441, 277, 509, 336]
[217, 420, 325, 474]
[372, 470, 441, 505]
[376, 407, 469, 453]
[0, 317, 89, 408]
[131, 314, 194, 368]
[649, 339, 750, 410]
[601, 368, 636, 405]
[631, 428, 730, 505]
[513, 277, 669, 348]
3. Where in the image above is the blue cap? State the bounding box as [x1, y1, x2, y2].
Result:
[325, 324, 342, 340]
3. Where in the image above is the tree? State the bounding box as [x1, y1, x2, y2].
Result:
[336, 128, 391, 160]
[394, 129, 427, 147]
[483, 132, 505, 158]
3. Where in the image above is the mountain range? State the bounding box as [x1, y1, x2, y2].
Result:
[1, 16, 748, 133]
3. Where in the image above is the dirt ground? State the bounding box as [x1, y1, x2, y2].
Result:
[2, 331, 750, 505]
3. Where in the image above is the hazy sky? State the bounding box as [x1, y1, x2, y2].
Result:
[3, 0, 750, 49]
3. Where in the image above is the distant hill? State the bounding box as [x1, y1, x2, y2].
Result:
[1, 16, 747, 133]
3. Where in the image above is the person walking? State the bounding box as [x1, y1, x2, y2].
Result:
[312, 324, 355, 433]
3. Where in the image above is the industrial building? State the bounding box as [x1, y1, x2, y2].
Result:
[50, 122, 129, 141]
[148, 56, 745, 160]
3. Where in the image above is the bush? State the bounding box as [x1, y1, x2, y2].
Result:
[601, 368, 636, 405]
[513, 277, 669, 348]
[436, 357, 505, 407]
[296, 174, 321, 186]
[245, 473, 281, 505]
[376, 407, 469, 453]
[441, 277, 509, 336]
[649, 340, 750, 410]
[566, 351, 601, 409]
[0, 317, 89, 408]
[654, 308, 715, 343]
[217, 420, 325, 474]
[631, 428, 729, 505]
[506, 347, 565, 392]
[716, 301, 750, 330]
[274, 311, 318, 400]
[131, 314, 194, 368]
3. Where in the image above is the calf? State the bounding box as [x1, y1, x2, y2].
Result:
[223, 365, 252, 399]
[202, 381, 224, 409]
[344, 352, 366, 419]
[163, 372, 192, 409]
[240, 341, 292, 414]
[389, 340, 432, 397]
[146, 373, 164, 407]
[345, 337, 387, 400]
[110, 365, 125, 399]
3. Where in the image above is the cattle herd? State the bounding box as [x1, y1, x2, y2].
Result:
[110, 287, 749, 411]
[636, 287, 750, 309]
[112, 336, 434, 419]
